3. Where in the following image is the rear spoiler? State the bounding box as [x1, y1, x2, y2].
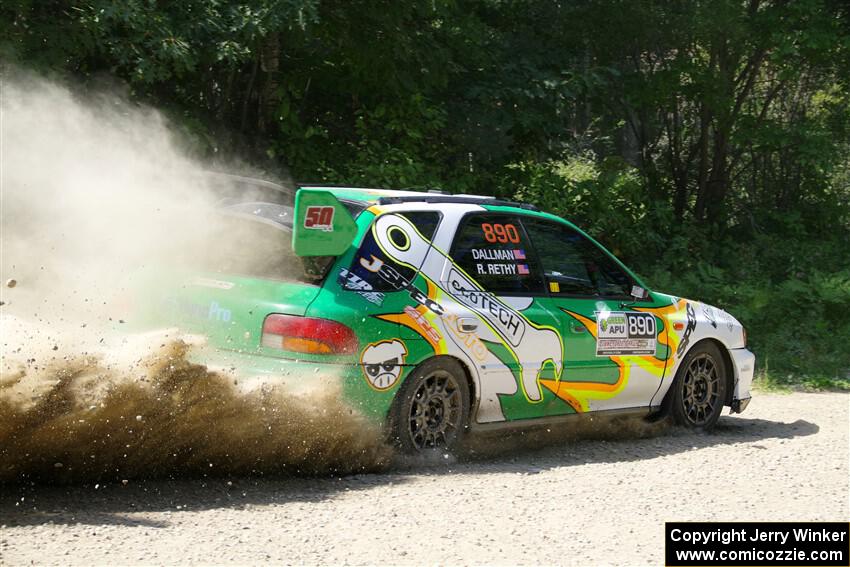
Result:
[292, 188, 358, 256]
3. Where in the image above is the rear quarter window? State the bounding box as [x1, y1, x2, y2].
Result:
[342, 211, 441, 293]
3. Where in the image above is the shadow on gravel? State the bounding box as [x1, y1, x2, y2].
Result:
[0, 415, 819, 528]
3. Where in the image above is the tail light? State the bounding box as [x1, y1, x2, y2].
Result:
[742, 326, 747, 348]
[261, 314, 358, 355]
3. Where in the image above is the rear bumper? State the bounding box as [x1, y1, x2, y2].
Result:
[729, 347, 755, 413]
[186, 345, 349, 389]
[185, 345, 395, 422]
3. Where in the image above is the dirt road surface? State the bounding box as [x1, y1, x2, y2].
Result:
[1, 392, 847, 566]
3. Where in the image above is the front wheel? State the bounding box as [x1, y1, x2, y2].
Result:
[669, 341, 727, 430]
[389, 357, 470, 454]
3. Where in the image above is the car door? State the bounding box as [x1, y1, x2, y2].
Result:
[438, 212, 564, 423]
[519, 216, 669, 415]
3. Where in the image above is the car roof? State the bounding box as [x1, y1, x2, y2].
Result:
[299, 185, 539, 212]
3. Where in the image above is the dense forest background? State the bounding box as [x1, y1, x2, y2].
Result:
[3, 0, 849, 386]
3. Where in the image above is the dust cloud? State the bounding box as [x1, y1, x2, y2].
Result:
[0, 318, 390, 484]
[0, 70, 391, 484]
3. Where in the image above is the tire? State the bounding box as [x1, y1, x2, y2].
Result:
[389, 357, 470, 454]
[669, 341, 728, 430]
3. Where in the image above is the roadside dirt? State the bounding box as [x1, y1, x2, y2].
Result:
[1, 392, 847, 566]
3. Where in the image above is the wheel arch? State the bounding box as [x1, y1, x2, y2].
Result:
[427, 354, 478, 416]
[704, 338, 735, 407]
[388, 353, 477, 451]
[664, 338, 736, 409]
[390, 353, 478, 421]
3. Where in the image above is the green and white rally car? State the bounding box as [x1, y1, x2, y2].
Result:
[151, 181, 755, 452]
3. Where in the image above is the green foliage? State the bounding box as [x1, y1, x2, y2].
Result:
[2, 0, 849, 381]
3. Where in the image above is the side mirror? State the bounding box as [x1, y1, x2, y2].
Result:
[630, 285, 650, 301]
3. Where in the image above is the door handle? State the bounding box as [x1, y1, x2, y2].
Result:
[570, 322, 586, 334]
[457, 318, 478, 333]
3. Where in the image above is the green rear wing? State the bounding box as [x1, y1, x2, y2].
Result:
[292, 188, 359, 256]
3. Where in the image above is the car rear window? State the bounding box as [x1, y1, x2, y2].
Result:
[449, 213, 545, 295]
[190, 212, 331, 284]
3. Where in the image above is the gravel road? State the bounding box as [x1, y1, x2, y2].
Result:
[1, 391, 848, 566]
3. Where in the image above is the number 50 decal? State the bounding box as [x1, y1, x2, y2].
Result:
[304, 206, 335, 231]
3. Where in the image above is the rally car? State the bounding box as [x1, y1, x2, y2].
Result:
[154, 180, 754, 453]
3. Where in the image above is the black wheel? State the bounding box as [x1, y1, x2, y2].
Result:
[389, 357, 470, 453]
[670, 341, 727, 430]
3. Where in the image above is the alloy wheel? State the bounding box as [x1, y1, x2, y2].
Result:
[407, 370, 462, 450]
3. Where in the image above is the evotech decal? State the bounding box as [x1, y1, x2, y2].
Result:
[361, 339, 408, 391]
[370, 213, 563, 405]
[304, 205, 335, 231]
[446, 268, 525, 347]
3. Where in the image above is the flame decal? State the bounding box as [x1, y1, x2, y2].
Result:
[542, 303, 684, 412]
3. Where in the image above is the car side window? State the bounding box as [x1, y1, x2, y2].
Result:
[449, 213, 545, 295]
[521, 217, 633, 298]
[342, 211, 440, 293]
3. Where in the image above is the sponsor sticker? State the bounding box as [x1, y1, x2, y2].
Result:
[338, 268, 384, 305]
[303, 205, 335, 231]
[403, 305, 441, 343]
[596, 311, 657, 356]
[481, 223, 521, 243]
[471, 248, 516, 261]
[360, 339, 407, 391]
[474, 263, 520, 276]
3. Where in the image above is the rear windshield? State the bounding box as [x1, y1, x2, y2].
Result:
[179, 198, 366, 284]
[175, 201, 331, 283]
[198, 215, 331, 283]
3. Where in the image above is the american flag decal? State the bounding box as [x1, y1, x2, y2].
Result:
[513, 249, 526, 260]
[517, 264, 529, 275]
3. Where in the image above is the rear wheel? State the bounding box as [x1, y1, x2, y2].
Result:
[670, 342, 727, 430]
[389, 358, 470, 454]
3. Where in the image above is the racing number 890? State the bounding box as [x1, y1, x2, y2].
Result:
[628, 314, 656, 337]
[482, 223, 520, 244]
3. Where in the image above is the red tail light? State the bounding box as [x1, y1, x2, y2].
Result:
[261, 314, 358, 355]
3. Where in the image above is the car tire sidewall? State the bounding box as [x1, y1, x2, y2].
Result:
[670, 341, 727, 431]
[389, 357, 471, 454]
